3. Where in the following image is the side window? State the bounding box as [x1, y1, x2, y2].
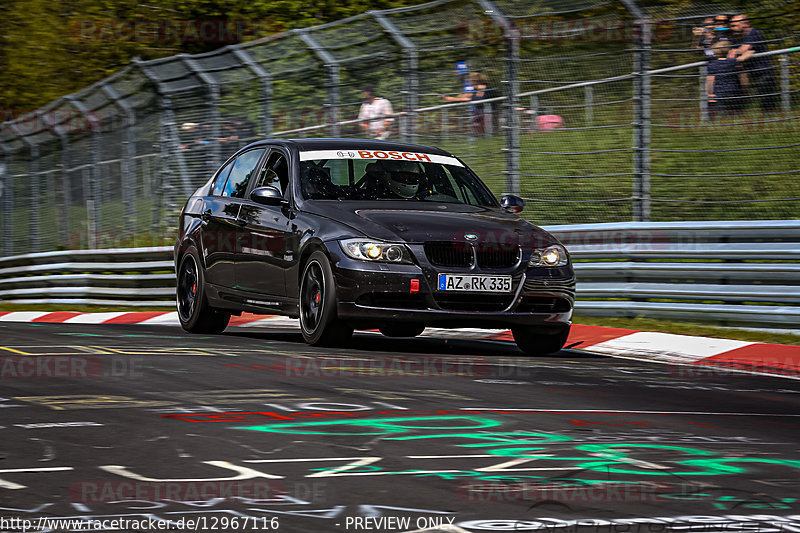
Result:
[223, 149, 266, 198]
[255, 151, 289, 194]
[211, 160, 235, 196]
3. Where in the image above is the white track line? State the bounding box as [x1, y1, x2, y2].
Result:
[587, 332, 754, 363]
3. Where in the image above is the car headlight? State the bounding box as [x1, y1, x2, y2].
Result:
[529, 244, 569, 267]
[339, 239, 413, 264]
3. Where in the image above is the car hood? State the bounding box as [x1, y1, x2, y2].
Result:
[304, 201, 559, 248]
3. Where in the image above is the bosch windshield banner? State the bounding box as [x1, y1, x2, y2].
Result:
[299, 150, 464, 167]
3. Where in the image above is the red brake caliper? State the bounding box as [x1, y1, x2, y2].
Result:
[314, 292, 321, 305]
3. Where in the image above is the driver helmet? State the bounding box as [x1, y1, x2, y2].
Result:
[379, 160, 422, 199]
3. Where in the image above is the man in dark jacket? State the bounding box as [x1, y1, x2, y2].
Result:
[731, 14, 777, 111]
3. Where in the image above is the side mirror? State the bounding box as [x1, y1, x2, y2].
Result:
[500, 194, 525, 214]
[250, 186, 287, 206]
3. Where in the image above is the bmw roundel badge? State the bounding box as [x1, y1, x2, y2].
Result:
[464, 233, 478, 241]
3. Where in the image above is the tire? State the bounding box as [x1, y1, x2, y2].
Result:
[176, 246, 230, 334]
[299, 251, 353, 346]
[512, 325, 570, 356]
[379, 323, 425, 338]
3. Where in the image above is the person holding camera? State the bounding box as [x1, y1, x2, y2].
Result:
[692, 17, 717, 58]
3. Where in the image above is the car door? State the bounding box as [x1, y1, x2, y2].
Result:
[201, 147, 267, 288]
[235, 147, 294, 297]
[198, 158, 237, 287]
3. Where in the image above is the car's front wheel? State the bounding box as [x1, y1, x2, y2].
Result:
[512, 325, 570, 356]
[300, 251, 353, 346]
[176, 246, 230, 334]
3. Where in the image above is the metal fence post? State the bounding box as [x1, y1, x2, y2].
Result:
[585, 86, 594, 125]
[505, 31, 521, 195]
[232, 48, 273, 138]
[41, 113, 71, 247]
[59, 130, 71, 248]
[298, 30, 341, 137]
[529, 95, 539, 131]
[66, 96, 103, 249]
[619, 0, 650, 222]
[631, 16, 652, 222]
[153, 95, 171, 233]
[780, 54, 791, 112]
[372, 11, 418, 143]
[478, 0, 519, 195]
[9, 122, 40, 252]
[101, 83, 137, 227]
[82, 168, 95, 249]
[0, 142, 11, 256]
[134, 60, 192, 198]
[181, 56, 221, 169]
[699, 64, 709, 122]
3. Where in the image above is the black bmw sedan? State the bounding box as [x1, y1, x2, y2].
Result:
[174, 139, 575, 355]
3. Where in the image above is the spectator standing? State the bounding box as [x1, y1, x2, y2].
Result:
[692, 17, 717, 59]
[731, 14, 777, 112]
[706, 41, 744, 119]
[441, 73, 497, 133]
[455, 61, 473, 93]
[468, 73, 498, 133]
[358, 84, 394, 140]
[712, 14, 732, 41]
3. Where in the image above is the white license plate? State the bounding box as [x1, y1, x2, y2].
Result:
[437, 274, 512, 293]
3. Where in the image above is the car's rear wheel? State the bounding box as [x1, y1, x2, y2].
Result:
[300, 251, 353, 346]
[379, 323, 425, 338]
[177, 246, 230, 334]
[512, 325, 570, 356]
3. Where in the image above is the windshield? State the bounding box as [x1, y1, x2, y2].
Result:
[299, 156, 497, 206]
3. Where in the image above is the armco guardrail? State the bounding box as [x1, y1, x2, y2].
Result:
[1, 221, 799, 327]
[0, 247, 175, 307]
[548, 220, 800, 327]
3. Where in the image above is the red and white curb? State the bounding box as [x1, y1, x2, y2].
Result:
[1, 311, 798, 379]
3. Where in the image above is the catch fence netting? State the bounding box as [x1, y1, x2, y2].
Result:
[0, 0, 798, 254]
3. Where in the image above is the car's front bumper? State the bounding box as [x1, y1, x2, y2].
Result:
[331, 254, 575, 330]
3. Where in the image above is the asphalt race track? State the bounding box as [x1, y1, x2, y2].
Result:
[1, 321, 799, 533]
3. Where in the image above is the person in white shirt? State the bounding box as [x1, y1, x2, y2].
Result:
[358, 84, 394, 140]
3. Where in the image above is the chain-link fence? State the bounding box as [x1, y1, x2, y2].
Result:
[0, 0, 798, 255]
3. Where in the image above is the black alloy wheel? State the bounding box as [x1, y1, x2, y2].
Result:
[177, 254, 199, 323]
[299, 251, 353, 346]
[176, 246, 230, 334]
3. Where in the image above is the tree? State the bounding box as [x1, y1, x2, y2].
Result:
[0, 0, 416, 113]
